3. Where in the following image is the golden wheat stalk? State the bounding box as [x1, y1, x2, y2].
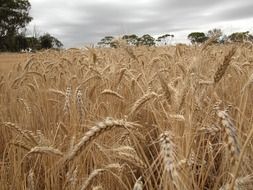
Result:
[27, 146, 63, 157]
[159, 131, 177, 176]
[2, 122, 38, 145]
[76, 88, 85, 123]
[133, 176, 143, 190]
[159, 131, 188, 190]
[63, 86, 71, 114]
[117, 152, 147, 168]
[80, 163, 121, 190]
[100, 89, 124, 100]
[62, 118, 137, 163]
[219, 174, 253, 190]
[216, 109, 240, 166]
[213, 47, 237, 83]
[27, 169, 35, 190]
[241, 71, 253, 92]
[10, 141, 31, 151]
[169, 114, 185, 122]
[92, 185, 103, 190]
[129, 92, 157, 115]
[158, 74, 172, 104]
[65, 167, 78, 188]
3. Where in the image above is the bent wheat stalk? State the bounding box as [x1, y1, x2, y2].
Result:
[101, 89, 124, 100]
[133, 176, 143, 190]
[27, 146, 63, 157]
[62, 118, 137, 163]
[129, 92, 157, 116]
[213, 47, 236, 84]
[80, 163, 121, 190]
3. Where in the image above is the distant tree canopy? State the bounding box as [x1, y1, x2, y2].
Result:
[97, 36, 116, 48]
[40, 33, 63, 49]
[0, 0, 32, 37]
[207, 28, 223, 38]
[0, 0, 63, 51]
[122, 34, 138, 46]
[187, 29, 253, 44]
[207, 28, 223, 43]
[228, 31, 253, 43]
[0, 0, 32, 51]
[188, 32, 208, 44]
[98, 34, 156, 47]
[156, 34, 174, 45]
[97, 29, 253, 48]
[137, 34, 155, 46]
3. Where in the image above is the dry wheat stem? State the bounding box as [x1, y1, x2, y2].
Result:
[27, 169, 35, 190]
[133, 176, 143, 190]
[27, 146, 63, 157]
[117, 152, 147, 168]
[101, 89, 124, 100]
[129, 92, 157, 116]
[214, 47, 236, 83]
[80, 163, 121, 190]
[159, 131, 188, 190]
[216, 110, 240, 164]
[62, 118, 136, 163]
[230, 124, 253, 189]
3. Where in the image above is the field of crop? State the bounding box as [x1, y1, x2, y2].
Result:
[0, 53, 27, 72]
[0, 43, 253, 190]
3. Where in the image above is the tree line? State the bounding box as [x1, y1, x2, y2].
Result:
[187, 29, 253, 44]
[97, 34, 174, 48]
[98, 29, 253, 47]
[0, 0, 63, 52]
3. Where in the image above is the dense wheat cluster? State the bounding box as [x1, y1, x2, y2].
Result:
[0, 42, 253, 190]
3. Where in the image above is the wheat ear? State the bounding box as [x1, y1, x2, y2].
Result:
[214, 47, 236, 83]
[2, 122, 37, 145]
[80, 163, 121, 190]
[216, 109, 240, 166]
[158, 74, 172, 105]
[117, 152, 147, 168]
[63, 118, 136, 163]
[129, 92, 157, 115]
[101, 89, 124, 100]
[27, 146, 63, 157]
[27, 169, 35, 190]
[159, 131, 188, 190]
[159, 131, 177, 177]
[219, 174, 253, 190]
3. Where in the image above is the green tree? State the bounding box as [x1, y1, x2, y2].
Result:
[122, 34, 138, 46]
[97, 36, 117, 47]
[26, 36, 41, 50]
[207, 28, 222, 38]
[137, 34, 155, 46]
[188, 32, 208, 44]
[97, 36, 120, 48]
[156, 34, 174, 45]
[0, 0, 32, 51]
[39, 33, 63, 49]
[207, 28, 223, 43]
[15, 33, 28, 50]
[228, 31, 251, 43]
[248, 34, 253, 42]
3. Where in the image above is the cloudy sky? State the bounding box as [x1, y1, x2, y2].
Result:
[28, 0, 253, 47]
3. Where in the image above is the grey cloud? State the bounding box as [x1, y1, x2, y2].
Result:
[28, 0, 253, 47]
[215, 3, 253, 21]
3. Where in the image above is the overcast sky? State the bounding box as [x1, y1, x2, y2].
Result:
[27, 0, 253, 47]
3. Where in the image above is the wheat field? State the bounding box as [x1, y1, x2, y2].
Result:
[0, 42, 253, 190]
